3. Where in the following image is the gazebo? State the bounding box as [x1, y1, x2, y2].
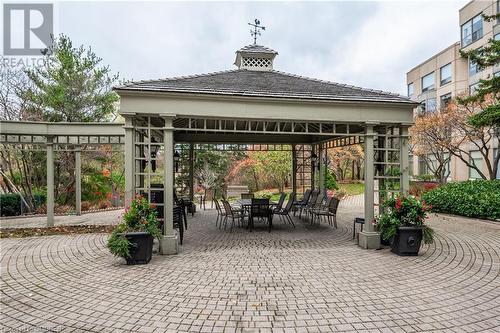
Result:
[114, 44, 416, 254]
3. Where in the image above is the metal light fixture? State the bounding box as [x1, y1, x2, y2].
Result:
[173, 150, 181, 173]
[311, 153, 318, 163]
[150, 138, 159, 172]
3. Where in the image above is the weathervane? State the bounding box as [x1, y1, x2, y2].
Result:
[248, 19, 265, 45]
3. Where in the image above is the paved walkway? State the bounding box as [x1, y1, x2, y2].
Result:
[1, 200, 499, 332]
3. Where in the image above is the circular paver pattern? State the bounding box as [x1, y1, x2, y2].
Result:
[1, 206, 499, 333]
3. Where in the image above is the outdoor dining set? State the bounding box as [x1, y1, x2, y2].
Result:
[212, 189, 340, 232]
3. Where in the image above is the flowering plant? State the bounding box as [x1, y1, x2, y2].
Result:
[107, 195, 161, 258]
[377, 195, 434, 244]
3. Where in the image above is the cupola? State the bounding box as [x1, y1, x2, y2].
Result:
[234, 44, 278, 71]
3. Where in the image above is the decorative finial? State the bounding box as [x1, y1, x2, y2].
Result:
[248, 19, 265, 45]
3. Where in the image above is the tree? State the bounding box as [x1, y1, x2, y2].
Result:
[453, 12, 500, 179]
[23, 34, 119, 122]
[410, 112, 452, 183]
[445, 98, 499, 180]
[327, 145, 364, 181]
[227, 149, 292, 192]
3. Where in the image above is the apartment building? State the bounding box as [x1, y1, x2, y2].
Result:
[406, 0, 500, 181]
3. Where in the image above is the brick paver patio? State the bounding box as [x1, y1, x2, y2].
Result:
[1, 198, 499, 332]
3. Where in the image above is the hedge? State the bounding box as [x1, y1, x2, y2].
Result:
[422, 180, 500, 220]
[0, 193, 46, 216]
[1, 194, 21, 216]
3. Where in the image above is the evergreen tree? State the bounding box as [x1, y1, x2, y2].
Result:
[24, 34, 119, 122]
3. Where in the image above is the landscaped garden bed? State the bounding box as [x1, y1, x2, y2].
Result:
[422, 180, 500, 220]
[0, 225, 116, 238]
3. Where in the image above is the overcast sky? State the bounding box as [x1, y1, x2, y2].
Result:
[56, 0, 468, 95]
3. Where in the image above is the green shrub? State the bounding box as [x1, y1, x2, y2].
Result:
[107, 195, 161, 259]
[0, 194, 21, 216]
[422, 180, 500, 220]
[326, 169, 339, 190]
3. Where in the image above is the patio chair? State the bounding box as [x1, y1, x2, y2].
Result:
[273, 192, 296, 228]
[293, 189, 311, 216]
[305, 191, 324, 221]
[198, 188, 216, 210]
[272, 192, 286, 214]
[241, 193, 254, 199]
[173, 205, 184, 245]
[213, 198, 227, 228]
[249, 198, 272, 232]
[299, 189, 318, 219]
[329, 197, 340, 228]
[311, 196, 333, 225]
[222, 199, 244, 231]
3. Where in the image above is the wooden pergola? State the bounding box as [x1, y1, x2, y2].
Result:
[114, 44, 417, 254]
[0, 121, 125, 225]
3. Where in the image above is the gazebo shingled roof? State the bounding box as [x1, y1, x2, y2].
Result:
[115, 69, 413, 104]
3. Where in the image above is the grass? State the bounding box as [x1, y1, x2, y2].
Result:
[338, 183, 364, 196]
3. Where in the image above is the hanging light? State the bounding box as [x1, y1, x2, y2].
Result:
[174, 150, 181, 173]
[311, 153, 318, 163]
[150, 138, 159, 172]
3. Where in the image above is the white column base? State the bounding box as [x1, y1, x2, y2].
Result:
[159, 233, 179, 255]
[358, 231, 381, 249]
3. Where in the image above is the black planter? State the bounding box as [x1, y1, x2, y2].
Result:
[120, 232, 153, 265]
[391, 226, 423, 256]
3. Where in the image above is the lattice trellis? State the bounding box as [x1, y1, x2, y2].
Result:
[241, 57, 272, 69]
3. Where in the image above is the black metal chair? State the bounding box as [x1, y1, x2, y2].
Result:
[294, 189, 311, 216]
[249, 198, 272, 232]
[173, 206, 184, 245]
[272, 192, 287, 214]
[311, 196, 333, 225]
[273, 193, 296, 228]
[300, 189, 319, 219]
[222, 199, 244, 231]
[213, 198, 227, 228]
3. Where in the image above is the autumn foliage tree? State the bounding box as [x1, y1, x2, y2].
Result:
[327, 145, 364, 181]
[410, 112, 452, 183]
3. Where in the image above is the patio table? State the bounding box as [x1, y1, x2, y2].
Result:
[236, 199, 276, 231]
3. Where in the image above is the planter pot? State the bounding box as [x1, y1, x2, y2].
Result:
[391, 226, 423, 256]
[119, 232, 153, 265]
[380, 237, 392, 246]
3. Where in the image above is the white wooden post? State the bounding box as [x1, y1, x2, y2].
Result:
[359, 124, 380, 249]
[160, 116, 178, 255]
[123, 115, 135, 207]
[46, 136, 54, 227]
[400, 126, 410, 195]
[75, 145, 82, 216]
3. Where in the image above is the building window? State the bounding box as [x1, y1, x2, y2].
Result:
[495, 71, 500, 77]
[426, 98, 437, 113]
[440, 93, 452, 110]
[461, 14, 483, 47]
[469, 150, 483, 179]
[419, 98, 437, 114]
[469, 59, 479, 76]
[495, 33, 500, 41]
[421, 72, 435, 92]
[407, 82, 414, 97]
[469, 82, 480, 94]
[440, 63, 452, 85]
